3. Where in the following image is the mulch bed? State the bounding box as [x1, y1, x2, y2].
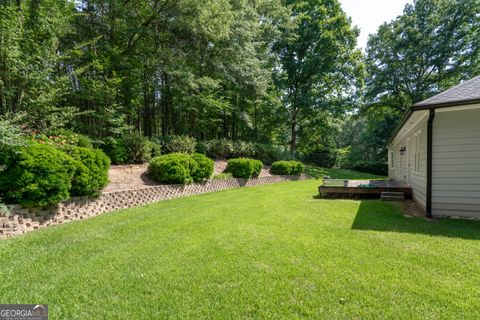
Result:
[105, 160, 272, 192]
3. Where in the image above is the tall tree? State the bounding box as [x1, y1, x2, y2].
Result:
[365, 0, 480, 113]
[274, 0, 362, 155]
[0, 0, 76, 129]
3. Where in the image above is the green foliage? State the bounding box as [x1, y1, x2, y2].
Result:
[0, 144, 76, 207]
[122, 134, 153, 164]
[67, 147, 111, 197]
[159, 135, 197, 154]
[274, 0, 363, 154]
[205, 139, 291, 165]
[148, 153, 215, 184]
[148, 153, 198, 184]
[29, 129, 93, 149]
[0, 0, 78, 131]
[365, 0, 480, 112]
[205, 139, 235, 159]
[100, 138, 128, 165]
[253, 143, 293, 165]
[191, 153, 214, 182]
[148, 140, 162, 158]
[0, 200, 9, 216]
[195, 142, 207, 155]
[270, 161, 304, 175]
[347, 161, 388, 176]
[303, 146, 338, 169]
[0, 118, 27, 151]
[226, 158, 263, 178]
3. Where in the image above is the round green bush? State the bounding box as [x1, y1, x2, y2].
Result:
[226, 158, 263, 178]
[290, 161, 305, 175]
[100, 137, 128, 164]
[191, 153, 214, 182]
[68, 147, 111, 196]
[270, 160, 304, 175]
[270, 161, 291, 175]
[252, 159, 263, 177]
[0, 144, 76, 207]
[148, 153, 198, 184]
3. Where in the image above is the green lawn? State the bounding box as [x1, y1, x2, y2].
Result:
[1, 178, 480, 319]
[305, 165, 385, 180]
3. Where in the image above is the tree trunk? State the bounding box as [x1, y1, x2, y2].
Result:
[290, 115, 297, 156]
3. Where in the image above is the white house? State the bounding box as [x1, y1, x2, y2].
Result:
[388, 76, 480, 218]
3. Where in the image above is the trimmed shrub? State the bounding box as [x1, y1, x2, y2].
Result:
[148, 153, 198, 184]
[0, 144, 76, 207]
[122, 133, 152, 164]
[100, 137, 128, 164]
[159, 135, 196, 154]
[67, 147, 111, 196]
[226, 158, 263, 178]
[270, 161, 304, 175]
[252, 159, 263, 177]
[191, 153, 214, 182]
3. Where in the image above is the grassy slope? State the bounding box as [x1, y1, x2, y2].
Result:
[305, 166, 385, 180]
[1, 176, 480, 319]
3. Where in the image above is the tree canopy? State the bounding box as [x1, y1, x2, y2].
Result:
[1, 0, 479, 171]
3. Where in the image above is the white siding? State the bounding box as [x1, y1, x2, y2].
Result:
[432, 108, 480, 218]
[389, 115, 428, 208]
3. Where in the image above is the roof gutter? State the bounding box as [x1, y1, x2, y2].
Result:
[413, 98, 480, 110]
[426, 109, 435, 218]
[388, 98, 480, 146]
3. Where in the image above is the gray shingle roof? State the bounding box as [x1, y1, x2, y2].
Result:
[414, 75, 480, 108]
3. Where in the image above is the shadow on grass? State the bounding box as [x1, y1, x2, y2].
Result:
[351, 200, 480, 240]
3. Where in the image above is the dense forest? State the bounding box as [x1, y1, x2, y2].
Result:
[1, 0, 479, 173]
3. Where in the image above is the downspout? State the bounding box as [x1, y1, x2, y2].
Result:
[426, 109, 436, 218]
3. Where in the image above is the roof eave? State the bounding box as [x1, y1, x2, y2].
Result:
[413, 98, 480, 110]
[388, 98, 480, 146]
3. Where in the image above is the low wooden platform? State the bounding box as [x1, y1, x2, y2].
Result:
[319, 180, 412, 198]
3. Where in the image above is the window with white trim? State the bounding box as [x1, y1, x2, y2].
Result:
[390, 151, 394, 169]
[414, 132, 422, 174]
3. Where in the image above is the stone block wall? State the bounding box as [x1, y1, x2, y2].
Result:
[0, 174, 310, 239]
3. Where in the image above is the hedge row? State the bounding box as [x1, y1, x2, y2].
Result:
[0, 144, 110, 207]
[269, 161, 305, 175]
[226, 158, 263, 178]
[148, 153, 214, 184]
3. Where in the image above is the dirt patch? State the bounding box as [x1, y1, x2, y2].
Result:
[105, 160, 273, 192]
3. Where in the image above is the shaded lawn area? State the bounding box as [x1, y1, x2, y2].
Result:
[1, 179, 480, 319]
[305, 165, 386, 180]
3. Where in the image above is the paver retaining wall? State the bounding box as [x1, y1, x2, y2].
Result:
[0, 174, 311, 239]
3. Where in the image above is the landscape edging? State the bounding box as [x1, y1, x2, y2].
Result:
[0, 174, 311, 239]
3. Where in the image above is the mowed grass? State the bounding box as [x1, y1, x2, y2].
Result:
[1, 178, 480, 319]
[305, 165, 385, 180]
